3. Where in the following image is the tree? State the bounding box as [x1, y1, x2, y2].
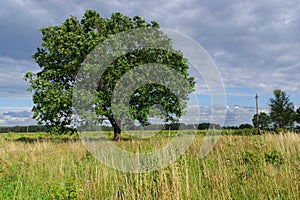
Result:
[239, 123, 253, 129]
[269, 89, 295, 129]
[295, 107, 300, 124]
[25, 10, 195, 140]
[252, 112, 271, 130]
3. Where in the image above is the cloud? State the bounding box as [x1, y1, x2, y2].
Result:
[220, 62, 300, 94]
[0, 108, 36, 126]
[144, 0, 300, 98]
[178, 104, 256, 126]
[3, 111, 31, 118]
[1, 0, 300, 126]
[0, 0, 48, 59]
[224, 105, 254, 126]
[2, 0, 300, 95]
[0, 56, 38, 97]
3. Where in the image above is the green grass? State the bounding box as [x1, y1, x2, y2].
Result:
[0, 131, 299, 199]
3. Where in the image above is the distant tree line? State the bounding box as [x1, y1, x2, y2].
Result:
[0, 123, 223, 133]
[0, 125, 49, 133]
[0, 123, 236, 133]
[163, 123, 222, 130]
[79, 122, 223, 132]
[223, 123, 254, 130]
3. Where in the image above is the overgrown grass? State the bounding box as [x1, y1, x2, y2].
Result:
[0, 131, 299, 199]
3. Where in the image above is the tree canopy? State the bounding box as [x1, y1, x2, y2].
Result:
[252, 112, 271, 130]
[25, 10, 195, 140]
[269, 89, 295, 129]
[296, 107, 300, 124]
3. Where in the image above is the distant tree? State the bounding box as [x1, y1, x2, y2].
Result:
[269, 89, 295, 129]
[0, 125, 49, 133]
[222, 126, 239, 130]
[197, 123, 221, 130]
[239, 123, 253, 129]
[25, 10, 195, 140]
[252, 112, 271, 130]
[295, 107, 300, 126]
[294, 107, 300, 130]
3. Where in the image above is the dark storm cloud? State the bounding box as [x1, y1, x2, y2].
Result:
[0, 57, 37, 97]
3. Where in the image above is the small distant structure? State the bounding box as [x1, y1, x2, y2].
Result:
[255, 94, 260, 134]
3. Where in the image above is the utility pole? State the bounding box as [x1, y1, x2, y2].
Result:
[255, 94, 260, 134]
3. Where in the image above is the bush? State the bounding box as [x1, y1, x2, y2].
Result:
[221, 128, 258, 135]
[241, 150, 260, 166]
[265, 150, 284, 166]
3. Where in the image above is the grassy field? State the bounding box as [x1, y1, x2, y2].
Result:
[0, 131, 299, 199]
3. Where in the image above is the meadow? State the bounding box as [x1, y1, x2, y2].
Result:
[0, 131, 299, 199]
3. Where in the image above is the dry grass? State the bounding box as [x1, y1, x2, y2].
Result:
[0, 132, 299, 199]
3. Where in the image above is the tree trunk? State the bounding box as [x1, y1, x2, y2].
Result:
[108, 117, 121, 141]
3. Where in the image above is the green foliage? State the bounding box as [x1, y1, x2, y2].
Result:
[269, 89, 295, 129]
[221, 128, 258, 135]
[25, 10, 194, 138]
[0, 125, 49, 133]
[295, 107, 300, 124]
[264, 150, 284, 166]
[252, 112, 271, 130]
[238, 123, 253, 129]
[241, 150, 260, 166]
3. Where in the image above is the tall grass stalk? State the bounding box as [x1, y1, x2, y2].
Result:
[0, 132, 299, 199]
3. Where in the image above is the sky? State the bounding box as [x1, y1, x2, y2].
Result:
[0, 0, 300, 126]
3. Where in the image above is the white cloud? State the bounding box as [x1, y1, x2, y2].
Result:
[178, 104, 255, 126]
[0, 107, 36, 126]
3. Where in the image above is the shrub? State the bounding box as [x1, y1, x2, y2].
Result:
[264, 150, 284, 166]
